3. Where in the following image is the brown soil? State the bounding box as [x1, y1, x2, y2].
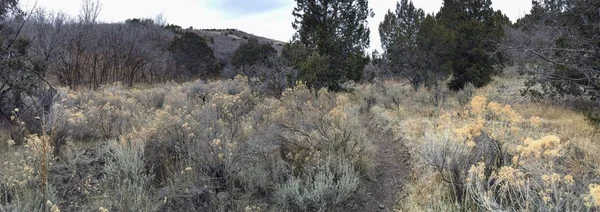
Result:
[360, 127, 412, 212]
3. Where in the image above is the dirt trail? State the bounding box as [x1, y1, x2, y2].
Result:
[361, 127, 412, 212]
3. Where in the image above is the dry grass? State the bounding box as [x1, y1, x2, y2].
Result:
[361, 76, 600, 211]
[2, 76, 380, 211]
[0, 73, 598, 211]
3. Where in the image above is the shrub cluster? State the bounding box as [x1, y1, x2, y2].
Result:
[348, 79, 600, 211]
[2, 73, 598, 211]
[415, 95, 599, 210]
[0, 76, 376, 211]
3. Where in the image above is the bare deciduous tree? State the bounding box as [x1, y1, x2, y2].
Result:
[504, 0, 599, 99]
[79, 0, 101, 24]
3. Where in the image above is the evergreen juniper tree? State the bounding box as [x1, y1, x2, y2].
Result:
[291, 0, 373, 90]
[232, 38, 277, 68]
[436, 0, 509, 89]
[168, 31, 219, 80]
[379, 0, 425, 89]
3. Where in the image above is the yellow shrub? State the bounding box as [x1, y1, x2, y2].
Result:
[589, 184, 600, 207]
[517, 135, 562, 158]
[470, 95, 487, 116]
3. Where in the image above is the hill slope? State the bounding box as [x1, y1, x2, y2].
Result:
[192, 29, 286, 68]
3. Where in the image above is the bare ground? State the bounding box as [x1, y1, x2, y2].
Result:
[360, 126, 412, 212]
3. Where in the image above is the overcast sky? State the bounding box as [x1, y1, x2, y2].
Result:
[22, 0, 532, 52]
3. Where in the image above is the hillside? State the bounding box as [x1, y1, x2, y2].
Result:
[193, 29, 286, 67]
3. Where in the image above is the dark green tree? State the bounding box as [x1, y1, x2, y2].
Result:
[125, 18, 155, 26]
[168, 31, 219, 80]
[436, 0, 509, 89]
[379, 0, 425, 89]
[416, 14, 456, 86]
[164, 24, 183, 33]
[282, 41, 310, 69]
[232, 38, 277, 68]
[291, 0, 373, 90]
[299, 52, 331, 88]
[282, 41, 335, 88]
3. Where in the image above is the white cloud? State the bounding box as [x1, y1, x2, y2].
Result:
[21, 0, 530, 52]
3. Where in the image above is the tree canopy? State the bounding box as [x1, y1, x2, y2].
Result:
[169, 31, 219, 80]
[436, 0, 510, 89]
[379, 0, 426, 89]
[379, 0, 509, 90]
[290, 0, 373, 90]
[232, 38, 277, 68]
